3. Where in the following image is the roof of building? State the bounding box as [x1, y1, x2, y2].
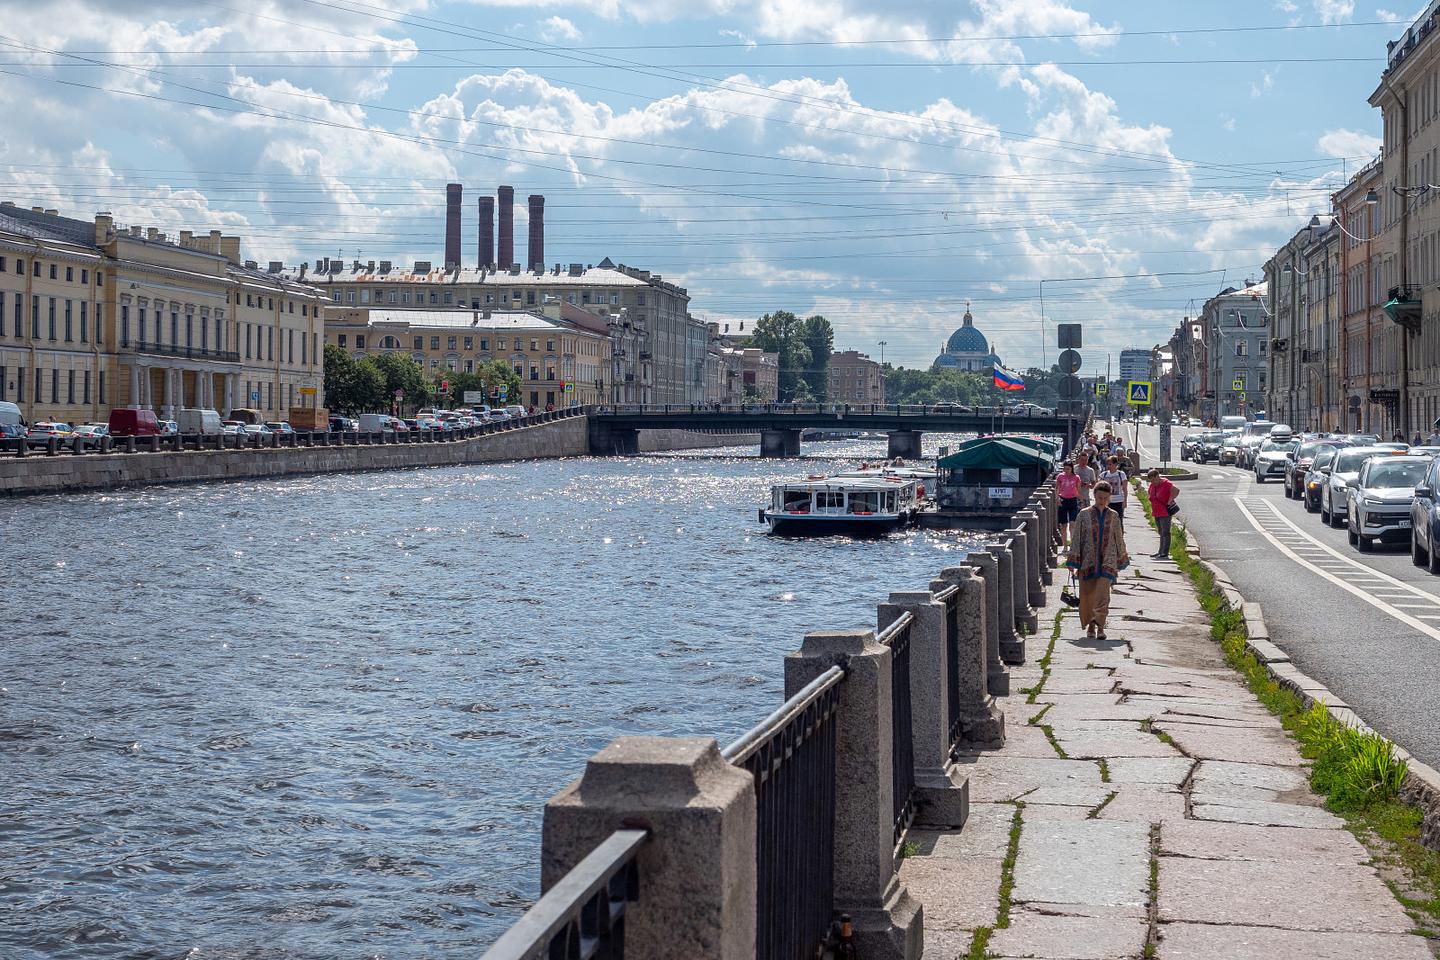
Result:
[284, 257, 685, 294]
[358, 309, 574, 332]
[0, 204, 99, 248]
[941, 303, 993, 355]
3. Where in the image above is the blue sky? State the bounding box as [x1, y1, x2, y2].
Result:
[0, 0, 1420, 373]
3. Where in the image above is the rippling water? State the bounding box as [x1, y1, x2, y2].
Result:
[0, 437, 990, 958]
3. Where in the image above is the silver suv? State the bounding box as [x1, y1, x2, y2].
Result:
[1347, 455, 1430, 550]
[1321, 446, 1397, 527]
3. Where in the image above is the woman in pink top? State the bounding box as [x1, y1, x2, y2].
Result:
[1056, 461, 1082, 545]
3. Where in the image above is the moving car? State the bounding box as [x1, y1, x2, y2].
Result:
[1410, 457, 1440, 572]
[1347, 455, 1429, 551]
[1285, 439, 1342, 500]
[1321, 446, 1399, 527]
[1219, 434, 1242, 465]
[1302, 443, 1345, 511]
[1237, 420, 1278, 470]
[1192, 431, 1224, 463]
[1252, 437, 1298, 483]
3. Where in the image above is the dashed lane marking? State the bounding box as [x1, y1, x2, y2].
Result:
[1233, 496, 1440, 642]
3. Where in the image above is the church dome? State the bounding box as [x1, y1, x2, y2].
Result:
[945, 306, 989, 354]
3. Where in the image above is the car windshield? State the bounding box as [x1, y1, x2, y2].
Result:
[1366, 461, 1427, 488]
[1259, 439, 1292, 452]
[1335, 449, 1386, 473]
[1297, 441, 1323, 458]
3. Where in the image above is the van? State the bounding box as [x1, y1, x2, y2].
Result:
[107, 407, 160, 437]
[178, 408, 224, 435]
[358, 413, 394, 432]
[0, 400, 24, 429]
[228, 408, 264, 426]
[1220, 415, 1247, 431]
[504, 405, 526, 419]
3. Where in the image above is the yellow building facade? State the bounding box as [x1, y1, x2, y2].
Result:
[0, 204, 324, 425]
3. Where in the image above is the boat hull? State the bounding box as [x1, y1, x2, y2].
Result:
[763, 511, 912, 536]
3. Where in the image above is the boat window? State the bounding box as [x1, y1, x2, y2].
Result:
[848, 492, 879, 514]
[783, 489, 812, 512]
[816, 491, 844, 510]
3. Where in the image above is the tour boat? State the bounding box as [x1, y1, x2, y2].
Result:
[759, 476, 922, 536]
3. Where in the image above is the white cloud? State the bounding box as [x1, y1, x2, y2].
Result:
[1314, 0, 1356, 23]
[1317, 127, 1382, 158]
[1250, 69, 1278, 99]
[1221, 114, 1237, 132]
[1377, 8, 1403, 20]
[537, 16, 582, 41]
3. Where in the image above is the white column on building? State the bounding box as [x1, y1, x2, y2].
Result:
[130, 366, 140, 408]
[163, 367, 175, 416]
[225, 373, 236, 416]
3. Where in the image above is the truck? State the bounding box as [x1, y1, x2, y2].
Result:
[288, 406, 328, 432]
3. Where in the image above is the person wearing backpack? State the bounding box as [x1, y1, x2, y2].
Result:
[1146, 468, 1178, 559]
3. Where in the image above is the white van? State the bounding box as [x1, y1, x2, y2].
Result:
[1220, 415, 1247, 431]
[178, 408, 224, 435]
[358, 413, 393, 432]
[0, 400, 24, 428]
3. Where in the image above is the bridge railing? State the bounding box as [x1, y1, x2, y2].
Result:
[492, 498, 1062, 960]
[595, 403, 1065, 418]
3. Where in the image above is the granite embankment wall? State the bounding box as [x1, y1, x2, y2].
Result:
[0, 420, 757, 497]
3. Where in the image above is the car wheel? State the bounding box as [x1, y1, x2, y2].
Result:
[1348, 522, 1359, 546]
[1357, 531, 1371, 551]
[1414, 532, 1427, 567]
[1430, 536, 1440, 575]
[1320, 499, 1330, 523]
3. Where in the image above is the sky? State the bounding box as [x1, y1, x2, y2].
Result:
[0, 0, 1422, 375]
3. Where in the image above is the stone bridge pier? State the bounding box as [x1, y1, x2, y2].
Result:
[887, 430, 922, 460]
[586, 420, 640, 456]
[760, 428, 802, 458]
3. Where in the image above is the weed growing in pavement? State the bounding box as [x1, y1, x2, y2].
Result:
[1039, 724, 1069, 759]
[1096, 757, 1111, 783]
[898, 839, 921, 859]
[965, 801, 1025, 960]
[1027, 703, 1052, 726]
[1026, 610, 1063, 705]
[1153, 517, 1440, 931]
[1087, 790, 1118, 819]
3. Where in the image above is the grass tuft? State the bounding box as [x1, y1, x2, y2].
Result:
[1039, 724, 1069, 759]
[1096, 757, 1111, 783]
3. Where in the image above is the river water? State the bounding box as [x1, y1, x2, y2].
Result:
[0, 437, 992, 959]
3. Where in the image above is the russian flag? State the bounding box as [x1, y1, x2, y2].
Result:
[993, 362, 1025, 391]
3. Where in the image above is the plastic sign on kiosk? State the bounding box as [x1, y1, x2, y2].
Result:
[1127, 381, 1153, 405]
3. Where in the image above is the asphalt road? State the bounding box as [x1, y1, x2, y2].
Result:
[1119, 420, 1440, 769]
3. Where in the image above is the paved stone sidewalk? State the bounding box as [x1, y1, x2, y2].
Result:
[902, 515, 1435, 959]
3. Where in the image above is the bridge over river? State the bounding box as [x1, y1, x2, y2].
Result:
[588, 403, 1086, 458]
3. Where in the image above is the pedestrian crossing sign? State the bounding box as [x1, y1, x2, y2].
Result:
[1232, 377, 1245, 391]
[1094, 382, 1108, 396]
[1127, 381, 1153, 405]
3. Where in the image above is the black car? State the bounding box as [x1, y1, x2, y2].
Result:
[1188, 431, 1224, 463]
[1284, 439, 1344, 500]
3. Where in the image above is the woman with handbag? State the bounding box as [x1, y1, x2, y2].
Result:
[1065, 480, 1130, 641]
[1146, 468, 1178, 559]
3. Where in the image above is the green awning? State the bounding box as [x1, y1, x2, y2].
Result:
[938, 436, 1057, 470]
[1383, 295, 1421, 326]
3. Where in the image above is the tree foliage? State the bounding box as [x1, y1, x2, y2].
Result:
[439, 360, 522, 407]
[797, 314, 834, 401]
[748, 310, 834, 401]
[881, 363, 1063, 408]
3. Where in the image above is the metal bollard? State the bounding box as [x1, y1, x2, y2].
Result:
[46, 436, 59, 456]
[14, 437, 26, 457]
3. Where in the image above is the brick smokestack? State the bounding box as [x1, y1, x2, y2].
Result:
[444, 183, 462, 269]
[497, 185, 514, 269]
[527, 194, 545, 271]
[478, 195, 495, 269]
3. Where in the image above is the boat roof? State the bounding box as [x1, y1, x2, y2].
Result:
[938, 435, 1058, 470]
[772, 477, 919, 491]
[833, 467, 937, 479]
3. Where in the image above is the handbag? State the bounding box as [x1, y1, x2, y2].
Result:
[1166, 498, 1180, 516]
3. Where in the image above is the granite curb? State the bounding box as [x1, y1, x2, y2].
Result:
[1183, 525, 1440, 849]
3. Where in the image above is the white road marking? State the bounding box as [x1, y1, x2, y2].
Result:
[1232, 496, 1440, 642]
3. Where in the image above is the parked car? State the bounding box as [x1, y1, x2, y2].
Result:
[265, 421, 296, 435]
[159, 419, 178, 436]
[1302, 443, 1345, 511]
[1219, 434, 1242, 465]
[72, 423, 110, 448]
[1410, 457, 1440, 572]
[328, 416, 359, 432]
[26, 421, 73, 447]
[240, 423, 272, 436]
[1285, 439, 1342, 500]
[358, 413, 394, 433]
[222, 420, 244, 436]
[108, 407, 160, 437]
[178, 408, 223, 435]
[0, 422, 26, 443]
[1321, 446, 1399, 527]
[1346, 455, 1429, 551]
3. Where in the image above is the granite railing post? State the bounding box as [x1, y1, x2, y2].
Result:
[932, 566, 1004, 747]
[1008, 524, 1038, 635]
[878, 593, 968, 829]
[987, 538, 1026, 664]
[542, 736, 757, 960]
[965, 551, 1010, 695]
[1018, 510, 1046, 610]
[785, 630, 922, 960]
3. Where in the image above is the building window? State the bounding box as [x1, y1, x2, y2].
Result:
[268, 327, 274, 360]
[332, 291, 342, 303]
[50, 368, 58, 403]
[33, 261, 40, 277]
[186, 314, 193, 348]
[84, 370, 90, 404]
[443, 291, 453, 305]
[526, 291, 536, 305]
[464, 359, 474, 373]
[531, 339, 538, 351]
[430, 336, 440, 350]
[65, 266, 73, 282]
[355, 335, 365, 349]
[1235, 341, 1247, 357]
[529, 365, 539, 380]
[480, 338, 489, 350]
[464, 336, 473, 350]
[388, 291, 397, 304]
[67, 369, 74, 404]
[79, 302, 87, 343]
[99, 370, 105, 404]
[429, 292, 438, 305]
[171, 312, 179, 346]
[49, 263, 56, 280]
[447, 336, 457, 349]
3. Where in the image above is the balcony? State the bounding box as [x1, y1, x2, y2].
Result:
[1383, 286, 1421, 333]
[124, 342, 242, 364]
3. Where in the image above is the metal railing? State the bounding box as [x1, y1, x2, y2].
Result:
[934, 584, 963, 750]
[722, 665, 845, 960]
[876, 611, 916, 846]
[124, 342, 243, 363]
[479, 828, 647, 960]
[598, 402, 1066, 418]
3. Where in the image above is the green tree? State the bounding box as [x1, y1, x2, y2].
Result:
[349, 357, 389, 412]
[368, 352, 433, 411]
[749, 310, 812, 401]
[437, 360, 521, 407]
[323, 344, 387, 412]
[798, 314, 834, 401]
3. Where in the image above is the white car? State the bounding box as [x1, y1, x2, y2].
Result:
[1321, 446, 1396, 527]
[1252, 438, 1298, 483]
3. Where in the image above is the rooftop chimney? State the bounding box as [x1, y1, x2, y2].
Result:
[497, 185, 514, 269]
[94, 213, 113, 247]
[219, 236, 241, 264]
[445, 183, 462, 270]
[528, 194, 545, 272]
[479, 195, 495, 269]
